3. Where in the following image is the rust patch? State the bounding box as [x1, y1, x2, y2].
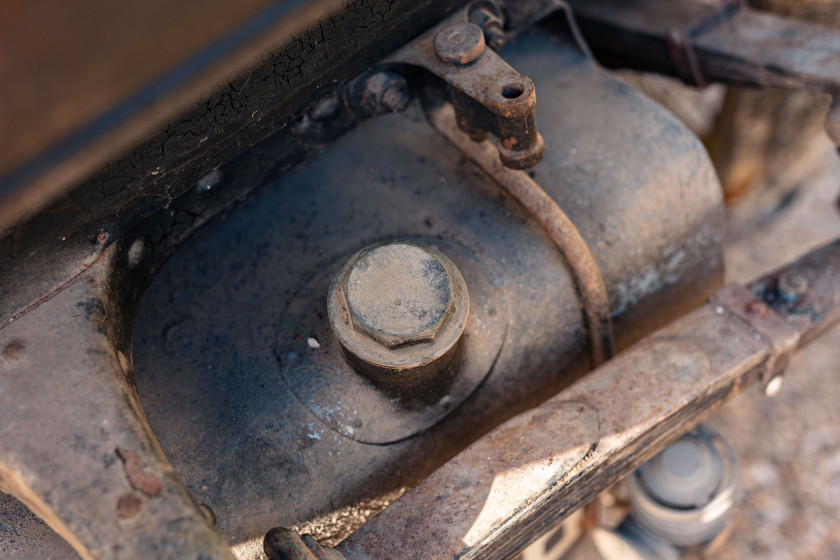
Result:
[745, 300, 769, 317]
[116, 493, 142, 519]
[115, 448, 162, 497]
[3, 340, 25, 361]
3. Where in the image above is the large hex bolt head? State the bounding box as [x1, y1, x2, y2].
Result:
[328, 241, 469, 386]
[345, 243, 454, 347]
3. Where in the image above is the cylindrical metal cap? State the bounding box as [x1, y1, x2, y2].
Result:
[627, 425, 737, 547]
[327, 241, 469, 391]
[637, 437, 723, 509]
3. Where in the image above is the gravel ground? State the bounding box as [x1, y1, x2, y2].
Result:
[707, 146, 840, 560]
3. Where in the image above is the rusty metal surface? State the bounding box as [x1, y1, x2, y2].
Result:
[0, 25, 724, 559]
[709, 283, 800, 385]
[128, 29, 720, 550]
[424, 101, 614, 366]
[0, 245, 235, 560]
[6, 3, 840, 557]
[332, 238, 840, 560]
[378, 8, 546, 169]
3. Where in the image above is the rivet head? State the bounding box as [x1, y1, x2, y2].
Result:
[434, 23, 485, 65]
[328, 241, 469, 381]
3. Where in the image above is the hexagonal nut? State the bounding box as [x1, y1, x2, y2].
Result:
[360, 72, 410, 116]
[343, 243, 454, 348]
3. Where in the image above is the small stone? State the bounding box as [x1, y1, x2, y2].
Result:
[765, 376, 784, 397]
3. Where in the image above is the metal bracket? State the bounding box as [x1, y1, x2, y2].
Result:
[345, 5, 546, 170]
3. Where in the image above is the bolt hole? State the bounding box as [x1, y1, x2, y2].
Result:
[501, 84, 524, 99]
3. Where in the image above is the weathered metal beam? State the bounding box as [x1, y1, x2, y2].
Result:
[571, 0, 840, 146]
[0, 245, 235, 560]
[277, 238, 840, 560]
[570, 0, 840, 94]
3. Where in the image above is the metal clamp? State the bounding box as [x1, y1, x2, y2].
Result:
[664, 0, 742, 87]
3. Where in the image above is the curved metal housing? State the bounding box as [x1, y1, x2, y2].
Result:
[0, 27, 722, 560]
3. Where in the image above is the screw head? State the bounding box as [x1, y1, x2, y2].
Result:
[328, 241, 469, 376]
[434, 23, 485, 65]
